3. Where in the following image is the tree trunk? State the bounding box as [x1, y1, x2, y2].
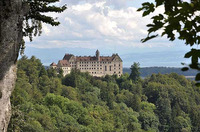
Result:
[0, 0, 25, 131]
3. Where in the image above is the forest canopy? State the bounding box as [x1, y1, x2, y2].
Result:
[8, 56, 200, 132]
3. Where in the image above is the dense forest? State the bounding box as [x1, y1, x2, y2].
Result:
[8, 56, 200, 132]
[123, 67, 197, 77]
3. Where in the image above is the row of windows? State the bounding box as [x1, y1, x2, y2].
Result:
[91, 72, 102, 74]
[62, 67, 70, 70]
[79, 61, 112, 64]
[79, 67, 121, 70]
[79, 65, 103, 67]
[70, 62, 121, 66]
[78, 64, 121, 67]
[90, 71, 121, 74]
[80, 68, 102, 70]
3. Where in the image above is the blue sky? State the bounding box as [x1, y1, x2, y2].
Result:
[24, 0, 192, 67]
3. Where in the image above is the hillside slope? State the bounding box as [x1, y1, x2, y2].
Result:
[123, 67, 197, 77]
[8, 56, 200, 132]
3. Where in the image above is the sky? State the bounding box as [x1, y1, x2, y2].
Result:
[24, 0, 193, 67]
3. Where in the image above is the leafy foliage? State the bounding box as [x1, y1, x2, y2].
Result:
[20, 0, 66, 52]
[8, 56, 200, 131]
[138, 0, 200, 85]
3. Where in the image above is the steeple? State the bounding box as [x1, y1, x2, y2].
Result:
[96, 49, 100, 61]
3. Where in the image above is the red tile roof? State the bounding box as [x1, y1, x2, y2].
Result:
[63, 54, 74, 60]
[62, 53, 122, 63]
[75, 55, 119, 62]
[58, 60, 71, 67]
[50, 62, 57, 66]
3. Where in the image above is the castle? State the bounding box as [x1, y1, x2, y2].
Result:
[50, 50, 123, 77]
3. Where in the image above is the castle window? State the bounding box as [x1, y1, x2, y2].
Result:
[119, 71, 121, 74]
[110, 66, 112, 71]
[114, 64, 116, 67]
[105, 66, 107, 71]
[119, 64, 120, 66]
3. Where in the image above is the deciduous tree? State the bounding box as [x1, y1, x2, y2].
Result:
[138, 0, 200, 85]
[0, 0, 66, 131]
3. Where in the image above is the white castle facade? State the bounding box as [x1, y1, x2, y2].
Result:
[50, 50, 123, 77]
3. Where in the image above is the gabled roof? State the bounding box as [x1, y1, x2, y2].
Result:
[76, 56, 97, 61]
[100, 56, 113, 62]
[50, 62, 57, 66]
[61, 52, 122, 62]
[112, 54, 123, 62]
[58, 60, 71, 67]
[63, 54, 74, 61]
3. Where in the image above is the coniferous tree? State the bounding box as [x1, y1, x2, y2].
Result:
[129, 62, 141, 82]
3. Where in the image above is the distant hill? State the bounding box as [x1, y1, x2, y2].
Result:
[123, 67, 197, 77]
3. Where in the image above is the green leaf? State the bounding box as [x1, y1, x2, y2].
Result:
[147, 24, 154, 27]
[189, 63, 198, 69]
[195, 83, 200, 87]
[143, 11, 151, 17]
[155, 0, 165, 7]
[181, 67, 189, 71]
[184, 51, 192, 58]
[152, 14, 164, 20]
[192, 56, 198, 64]
[141, 35, 158, 43]
[195, 73, 200, 81]
[137, 7, 144, 11]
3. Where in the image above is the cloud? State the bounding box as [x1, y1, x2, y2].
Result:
[26, 0, 168, 51]
[60, 0, 131, 8]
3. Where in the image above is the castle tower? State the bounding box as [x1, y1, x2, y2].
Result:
[96, 49, 100, 61]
